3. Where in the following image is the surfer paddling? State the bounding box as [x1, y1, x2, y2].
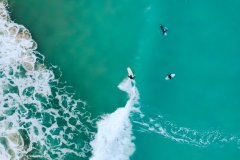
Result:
[160, 24, 168, 36]
[165, 73, 175, 80]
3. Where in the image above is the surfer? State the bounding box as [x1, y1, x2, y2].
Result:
[160, 24, 168, 36]
[127, 67, 135, 79]
[165, 73, 175, 80]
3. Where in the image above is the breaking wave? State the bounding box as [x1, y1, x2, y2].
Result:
[0, 2, 94, 159]
[90, 79, 140, 160]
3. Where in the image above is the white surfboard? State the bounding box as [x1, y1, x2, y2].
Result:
[127, 67, 135, 79]
[165, 73, 175, 80]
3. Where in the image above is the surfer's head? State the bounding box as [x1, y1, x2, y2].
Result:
[168, 74, 172, 79]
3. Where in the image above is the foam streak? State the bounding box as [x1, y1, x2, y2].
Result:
[90, 79, 139, 160]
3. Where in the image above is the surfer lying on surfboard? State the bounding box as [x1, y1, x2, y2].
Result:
[165, 73, 175, 80]
[160, 24, 168, 36]
[127, 67, 135, 79]
[127, 67, 175, 81]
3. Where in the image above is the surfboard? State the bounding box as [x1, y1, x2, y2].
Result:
[127, 67, 133, 75]
[165, 73, 175, 80]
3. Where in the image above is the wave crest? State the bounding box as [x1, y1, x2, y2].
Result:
[0, 2, 93, 159]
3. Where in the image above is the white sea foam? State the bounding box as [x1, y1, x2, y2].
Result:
[0, 2, 93, 159]
[133, 114, 240, 148]
[90, 78, 139, 160]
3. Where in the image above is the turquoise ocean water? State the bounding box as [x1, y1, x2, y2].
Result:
[0, 0, 239, 159]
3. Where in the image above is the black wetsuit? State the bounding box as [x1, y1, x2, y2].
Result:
[160, 24, 168, 35]
[167, 74, 172, 79]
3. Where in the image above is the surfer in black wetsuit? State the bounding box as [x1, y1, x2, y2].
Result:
[165, 73, 175, 80]
[167, 74, 173, 80]
[160, 24, 168, 36]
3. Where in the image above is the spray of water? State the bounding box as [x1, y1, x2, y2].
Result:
[90, 78, 139, 160]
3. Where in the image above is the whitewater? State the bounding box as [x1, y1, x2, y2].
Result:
[90, 79, 139, 160]
[0, 2, 140, 159]
[0, 2, 93, 159]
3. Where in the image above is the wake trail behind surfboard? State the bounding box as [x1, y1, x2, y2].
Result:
[90, 78, 139, 160]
